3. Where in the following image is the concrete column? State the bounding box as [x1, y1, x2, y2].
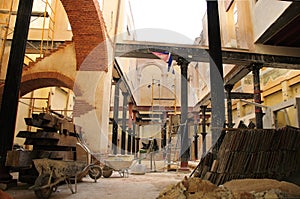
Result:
[193, 112, 199, 160]
[0, 0, 34, 182]
[207, 0, 225, 144]
[225, 84, 234, 128]
[177, 57, 190, 169]
[112, 81, 120, 154]
[121, 92, 128, 154]
[201, 106, 207, 156]
[252, 64, 263, 129]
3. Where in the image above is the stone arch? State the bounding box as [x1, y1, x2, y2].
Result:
[60, 0, 108, 71]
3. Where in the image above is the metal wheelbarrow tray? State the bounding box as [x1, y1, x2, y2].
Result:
[30, 159, 101, 199]
[102, 155, 134, 178]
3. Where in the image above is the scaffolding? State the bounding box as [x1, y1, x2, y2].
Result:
[40, 0, 58, 57]
[0, 0, 14, 75]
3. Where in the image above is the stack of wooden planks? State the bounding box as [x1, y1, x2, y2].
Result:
[6, 112, 80, 184]
[195, 126, 300, 185]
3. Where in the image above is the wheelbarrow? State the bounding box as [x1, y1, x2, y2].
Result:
[30, 158, 102, 199]
[102, 155, 134, 178]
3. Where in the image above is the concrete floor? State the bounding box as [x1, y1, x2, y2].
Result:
[5, 171, 188, 199]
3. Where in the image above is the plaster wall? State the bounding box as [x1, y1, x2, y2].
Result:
[252, 0, 291, 42]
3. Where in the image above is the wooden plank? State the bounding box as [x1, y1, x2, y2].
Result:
[5, 151, 32, 167]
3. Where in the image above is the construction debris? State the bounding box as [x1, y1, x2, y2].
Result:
[193, 126, 300, 185]
[157, 177, 300, 199]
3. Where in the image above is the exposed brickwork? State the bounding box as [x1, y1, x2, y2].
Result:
[20, 72, 75, 96]
[60, 0, 108, 71]
[0, 72, 76, 105]
[73, 99, 95, 117]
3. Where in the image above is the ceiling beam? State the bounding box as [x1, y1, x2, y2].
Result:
[116, 41, 300, 68]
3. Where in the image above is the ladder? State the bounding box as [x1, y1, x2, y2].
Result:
[165, 124, 182, 171]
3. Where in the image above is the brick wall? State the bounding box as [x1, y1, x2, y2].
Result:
[60, 0, 108, 71]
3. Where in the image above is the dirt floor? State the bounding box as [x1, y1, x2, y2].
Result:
[4, 171, 188, 199]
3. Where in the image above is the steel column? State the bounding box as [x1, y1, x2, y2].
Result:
[252, 64, 263, 129]
[201, 106, 207, 156]
[132, 111, 137, 155]
[112, 81, 120, 154]
[207, 0, 225, 144]
[121, 92, 128, 154]
[0, 0, 34, 181]
[225, 84, 234, 128]
[127, 103, 133, 154]
[161, 112, 167, 148]
[193, 112, 199, 160]
[177, 57, 190, 169]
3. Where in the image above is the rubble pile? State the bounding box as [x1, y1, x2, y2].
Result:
[157, 177, 300, 199]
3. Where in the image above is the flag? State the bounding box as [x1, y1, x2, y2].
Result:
[152, 51, 174, 74]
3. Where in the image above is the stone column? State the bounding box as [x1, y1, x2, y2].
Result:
[0, 0, 34, 182]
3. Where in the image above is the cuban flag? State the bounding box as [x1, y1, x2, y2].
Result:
[152, 51, 174, 74]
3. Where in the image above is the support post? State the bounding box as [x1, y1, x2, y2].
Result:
[225, 84, 234, 128]
[132, 111, 137, 155]
[161, 112, 167, 148]
[177, 57, 190, 169]
[252, 64, 263, 129]
[193, 112, 199, 160]
[127, 103, 133, 154]
[112, 80, 120, 154]
[200, 106, 207, 156]
[121, 92, 128, 154]
[0, 0, 34, 182]
[207, 0, 225, 144]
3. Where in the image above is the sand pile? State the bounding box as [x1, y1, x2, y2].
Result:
[157, 177, 300, 199]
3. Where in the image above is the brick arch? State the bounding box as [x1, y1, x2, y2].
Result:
[19, 72, 75, 96]
[60, 0, 108, 71]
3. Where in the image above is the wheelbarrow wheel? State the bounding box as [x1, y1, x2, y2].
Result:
[34, 174, 53, 199]
[102, 166, 113, 178]
[88, 165, 102, 180]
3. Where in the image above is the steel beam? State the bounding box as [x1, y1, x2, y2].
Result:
[115, 42, 300, 68]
